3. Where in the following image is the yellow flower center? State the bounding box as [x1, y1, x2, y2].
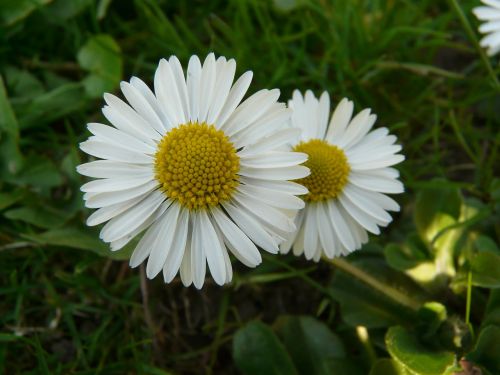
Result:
[293, 139, 350, 202]
[154, 122, 240, 210]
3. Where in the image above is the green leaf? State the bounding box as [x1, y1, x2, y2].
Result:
[470, 252, 500, 288]
[467, 325, 500, 374]
[483, 290, 500, 327]
[0, 76, 23, 177]
[8, 156, 63, 189]
[18, 83, 85, 130]
[22, 226, 133, 260]
[330, 259, 422, 328]
[77, 34, 123, 98]
[0, 190, 24, 211]
[369, 359, 411, 375]
[233, 321, 299, 375]
[0, 0, 52, 26]
[474, 235, 499, 254]
[385, 326, 457, 375]
[276, 316, 345, 375]
[414, 184, 462, 243]
[46, 0, 92, 20]
[4, 206, 68, 229]
[384, 234, 429, 271]
[417, 302, 447, 339]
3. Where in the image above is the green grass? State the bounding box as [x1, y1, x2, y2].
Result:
[1, 0, 499, 374]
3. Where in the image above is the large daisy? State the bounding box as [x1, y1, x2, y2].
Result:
[473, 0, 500, 56]
[280, 91, 404, 261]
[77, 53, 309, 288]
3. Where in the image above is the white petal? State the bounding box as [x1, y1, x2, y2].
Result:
[199, 210, 226, 285]
[316, 202, 337, 258]
[232, 192, 295, 233]
[87, 122, 156, 154]
[100, 190, 165, 243]
[240, 152, 307, 169]
[317, 91, 330, 139]
[129, 77, 169, 129]
[80, 139, 153, 164]
[180, 238, 193, 287]
[338, 111, 377, 150]
[207, 58, 236, 124]
[325, 98, 353, 143]
[473, 6, 500, 20]
[338, 193, 381, 234]
[240, 176, 308, 195]
[169, 56, 190, 122]
[342, 184, 393, 223]
[81, 175, 153, 193]
[348, 171, 404, 194]
[280, 210, 304, 254]
[328, 200, 356, 251]
[86, 195, 143, 226]
[198, 53, 217, 123]
[187, 55, 202, 122]
[103, 94, 161, 142]
[222, 202, 279, 253]
[77, 160, 152, 179]
[350, 154, 405, 170]
[154, 59, 184, 126]
[84, 181, 158, 208]
[163, 207, 189, 283]
[224, 89, 281, 136]
[303, 204, 319, 260]
[237, 128, 301, 157]
[211, 206, 261, 267]
[231, 106, 292, 149]
[237, 184, 304, 210]
[129, 214, 166, 268]
[239, 165, 309, 181]
[146, 202, 181, 279]
[215, 71, 253, 128]
[191, 212, 207, 289]
[479, 20, 500, 33]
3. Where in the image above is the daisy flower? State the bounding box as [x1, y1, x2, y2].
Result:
[473, 0, 500, 56]
[77, 53, 309, 288]
[280, 91, 404, 261]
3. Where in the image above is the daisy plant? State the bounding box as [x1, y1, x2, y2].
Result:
[281, 91, 405, 261]
[77, 53, 309, 289]
[473, 0, 500, 56]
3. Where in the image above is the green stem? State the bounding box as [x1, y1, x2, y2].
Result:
[448, 0, 500, 90]
[328, 258, 421, 311]
[465, 269, 474, 336]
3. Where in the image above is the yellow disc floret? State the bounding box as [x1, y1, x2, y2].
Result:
[154, 122, 240, 210]
[293, 139, 350, 202]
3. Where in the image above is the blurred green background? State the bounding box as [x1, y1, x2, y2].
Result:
[0, 0, 499, 374]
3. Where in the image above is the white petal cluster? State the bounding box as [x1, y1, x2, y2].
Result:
[281, 91, 405, 261]
[473, 0, 500, 56]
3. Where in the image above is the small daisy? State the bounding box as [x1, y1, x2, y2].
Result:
[77, 53, 309, 288]
[473, 0, 500, 56]
[281, 91, 404, 261]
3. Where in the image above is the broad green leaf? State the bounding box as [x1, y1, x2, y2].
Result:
[417, 302, 447, 339]
[22, 227, 133, 260]
[474, 235, 499, 254]
[0, 0, 52, 26]
[384, 234, 429, 271]
[369, 359, 411, 375]
[276, 316, 345, 375]
[466, 325, 500, 374]
[8, 156, 63, 189]
[77, 34, 123, 98]
[414, 184, 462, 243]
[483, 290, 500, 327]
[330, 259, 422, 328]
[0, 190, 24, 211]
[46, 0, 92, 20]
[18, 83, 85, 130]
[233, 321, 298, 375]
[470, 252, 500, 288]
[414, 184, 462, 278]
[386, 326, 457, 375]
[4, 206, 68, 229]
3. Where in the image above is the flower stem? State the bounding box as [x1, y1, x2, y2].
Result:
[327, 257, 421, 311]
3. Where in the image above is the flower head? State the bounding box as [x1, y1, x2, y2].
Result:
[281, 90, 404, 261]
[473, 0, 500, 56]
[77, 53, 309, 288]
